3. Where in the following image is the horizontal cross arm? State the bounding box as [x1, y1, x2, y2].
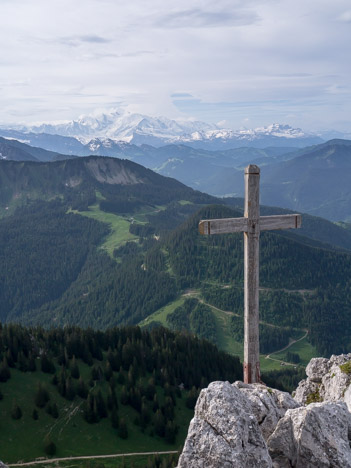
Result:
[199, 217, 248, 235]
[259, 214, 302, 231]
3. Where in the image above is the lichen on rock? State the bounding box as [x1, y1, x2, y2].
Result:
[295, 353, 351, 410]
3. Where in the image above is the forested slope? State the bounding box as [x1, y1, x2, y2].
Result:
[1, 157, 351, 359]
[0, 323, 241, 463]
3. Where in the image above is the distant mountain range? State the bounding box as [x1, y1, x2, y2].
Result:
[1, 131, 351, 221]
[0, 109, 324, 149]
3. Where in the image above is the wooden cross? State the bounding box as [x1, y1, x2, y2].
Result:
[199, 165, 301, 384]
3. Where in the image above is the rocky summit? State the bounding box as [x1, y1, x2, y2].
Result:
[178, 354, 351, 468]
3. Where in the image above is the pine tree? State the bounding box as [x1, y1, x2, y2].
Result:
[34, 383, 50, 408]
[11, 401, 22, 420]
[70, 356, 80, 379]
[111, 408, 119, 429]
[44, 438, 56, 456]
[118, 418, 128, 439]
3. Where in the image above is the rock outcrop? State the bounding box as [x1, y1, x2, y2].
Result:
[233, 381, 300, 440]
[177, 381, 272, 467]
[268, 402, 351, 468]
[178, 354, 351, 468]
[0, 461, 9, 468]
[294, 354, 351, 409]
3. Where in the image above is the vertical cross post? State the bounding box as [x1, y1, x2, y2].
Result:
[198, 164, 301, 384]
[244, 165, 260, 383]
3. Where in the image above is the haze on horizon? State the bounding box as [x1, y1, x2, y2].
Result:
[0, 0, 350, 133]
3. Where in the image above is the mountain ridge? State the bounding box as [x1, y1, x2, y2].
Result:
[0, 110, 324, 149]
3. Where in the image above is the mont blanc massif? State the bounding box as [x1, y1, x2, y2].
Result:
[1, 109, 351, 467]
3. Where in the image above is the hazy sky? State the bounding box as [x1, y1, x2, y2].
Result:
[1, 0, 350, 131]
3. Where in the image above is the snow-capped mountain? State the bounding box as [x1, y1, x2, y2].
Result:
[1, 109, 324, 149]
[28, 109, 218, 144]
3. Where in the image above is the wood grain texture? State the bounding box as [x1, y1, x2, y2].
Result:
[199, 217, 248, 235]
[244, 166, 261, 383]
[260, 214, 302, 231]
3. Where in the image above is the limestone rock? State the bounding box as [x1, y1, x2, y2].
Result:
[177, 381, 272, 467]
[344, 385, 351, 412]
[233, 381, 300, 440]
[294, 378, 321, 405]
[295, 354, 351, 406]
[306, 357, 330, 382]
[268, 401, 351, 468]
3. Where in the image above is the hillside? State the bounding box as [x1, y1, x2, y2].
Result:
[0, 136, 70, 162]
[0, 323, 241, 465]
[1, 157, 351, 365]
[0, 156, 215, 217]
[207, 139, 351, 221]
[260, 139, 351, 221]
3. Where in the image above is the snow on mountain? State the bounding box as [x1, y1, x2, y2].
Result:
[29, 109, 218, 144]
[2, 109, 324, 149]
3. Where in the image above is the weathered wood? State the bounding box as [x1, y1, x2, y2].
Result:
[199, 217, 248, 235]
[199, 214, 301, 235]
[244, 165, 260, 384]
[260, 214, 302, 231]
[198, 164, 302, 384]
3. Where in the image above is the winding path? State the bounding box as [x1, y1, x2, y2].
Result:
[265, 329, 309, 367]
[182, 290, 309, 367]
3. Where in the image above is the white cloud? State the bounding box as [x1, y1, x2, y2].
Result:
[338, 10, 351, 22]
[0, 0, 350, 131]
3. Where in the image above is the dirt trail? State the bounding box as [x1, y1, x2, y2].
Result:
[8, 451, 178, 467]
[265, 329, 309, 367]
[182, 290, 308, 367]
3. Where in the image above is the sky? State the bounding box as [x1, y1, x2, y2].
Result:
[0, 0, 350, 132]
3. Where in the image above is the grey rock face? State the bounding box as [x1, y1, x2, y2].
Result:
[295, 354, 351, 408]
[268, 401, 351, 468]
[233, 381, 300, 440]
[0, 462, 9, 468]
[179, 354, 351, 468]
[177, 381, 272, 468]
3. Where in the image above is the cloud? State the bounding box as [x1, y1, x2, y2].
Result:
[171, 93, 194, 98]
[0, 0, 350, 132]
[337, 10, 351, 22]
[152, 7, 259, 28]
[79, 35, 111, 43]
[58, 35, 111, 47]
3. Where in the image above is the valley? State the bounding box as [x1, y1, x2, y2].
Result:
[0, 151, 350, 467]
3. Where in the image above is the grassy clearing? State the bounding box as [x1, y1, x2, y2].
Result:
[260, 357, 285, 372]
[71, 204, 137, 258]
[139, 297, 186, 328]
[140, 294, 297, 373]
[132, 205, 167, 224]
[270, 336, 317, 366]
[210, 308, 243, 357]
[204, 304, 285, 371]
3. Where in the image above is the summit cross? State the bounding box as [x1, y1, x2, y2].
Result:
[199, 165, 302, 384]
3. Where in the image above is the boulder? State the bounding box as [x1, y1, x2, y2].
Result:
[233, 381, 300, 440]
[0, 462, 9, 468]
[177, 381, 272, 467]
[268, 402, 351, 468]
[295, 354, 351, 407]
